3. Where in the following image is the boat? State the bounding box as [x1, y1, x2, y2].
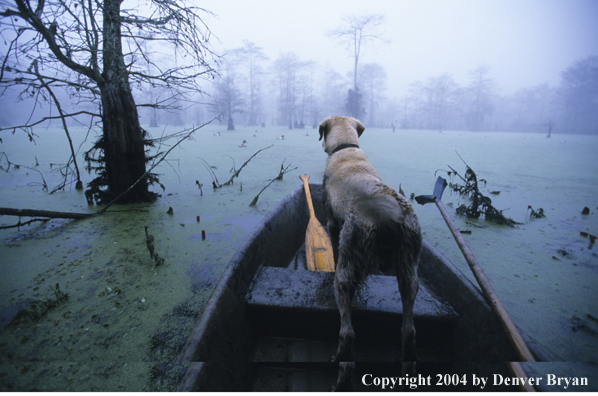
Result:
[177, 183, 549, 392]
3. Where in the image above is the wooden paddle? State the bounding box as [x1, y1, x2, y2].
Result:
[299, 175, 335, 272]
[416, 177, 536, 392]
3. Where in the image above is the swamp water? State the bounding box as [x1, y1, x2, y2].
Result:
[0, 124, 596, 391]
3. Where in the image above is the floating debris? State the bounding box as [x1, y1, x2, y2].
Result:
[195, 180, 204, 196]
[145, 226, 166, 267]
[579, 231, 596, 249]
[528, 206, 546, 219]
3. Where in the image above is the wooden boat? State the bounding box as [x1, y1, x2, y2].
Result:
[177, 184, 548, 392]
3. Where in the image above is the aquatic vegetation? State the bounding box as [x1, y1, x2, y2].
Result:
[438, 155, 519, 227]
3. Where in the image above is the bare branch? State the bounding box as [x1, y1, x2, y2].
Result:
[249, 159, 297, 207]
[326, 13, 387, 91]
[1, 0, 101, 82]
[32, 59, 82, 189]
[0, 110, 100, 133]
[223, 145, 273, 186]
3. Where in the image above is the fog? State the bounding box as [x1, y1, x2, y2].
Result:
[200, 0, 597, 96]
[1, 0, 597, 133]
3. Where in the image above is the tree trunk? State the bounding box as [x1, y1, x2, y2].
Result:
[100, 0, 151, 203]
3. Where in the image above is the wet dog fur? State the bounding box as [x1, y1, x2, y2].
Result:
[318, 116, 422, 391]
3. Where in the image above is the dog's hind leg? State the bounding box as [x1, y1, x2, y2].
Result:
[398, 266, 418, 380]
[333, 362, 355, 391]
[332, 257, 357, 391]
[396, 253, 419, 366]
[332, 253, 357, 363]
[332, 226, 361, 391]
[327, 218, 340, 266]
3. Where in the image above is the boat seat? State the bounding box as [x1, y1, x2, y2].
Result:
[246, 267, 458, 348]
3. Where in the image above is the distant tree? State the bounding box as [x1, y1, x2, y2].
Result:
[405, 81, 427, 129]
[209, 65, 244, 130]
[272, 52, 307, 128]
[359, 63, 387, 126]
[327, 13, 387, 119]
[504, 84, 555, 132]
[296, 61, 317, 128]
[229, 40, 268, 126]
[465, 65, 496, 131]
[320, 67, 347, 119]
[424, 73, 458, 132]
[397, 95, 412, 129]
[0, 0, 219, 203]
[558, 55, 598, 134]
[379, 97, 398, 129]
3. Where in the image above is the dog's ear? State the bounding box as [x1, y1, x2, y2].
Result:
[354, 118, 365, 137]
[318, 117, 331, 141]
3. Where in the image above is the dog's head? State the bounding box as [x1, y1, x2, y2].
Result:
[318, 116, 365, 155]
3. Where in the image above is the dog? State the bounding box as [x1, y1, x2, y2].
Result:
[318, 116, 422, 391]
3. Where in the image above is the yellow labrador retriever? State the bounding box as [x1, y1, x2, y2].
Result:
[318, 116, 422, 390]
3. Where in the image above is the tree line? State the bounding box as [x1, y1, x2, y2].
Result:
[202, 43, 597, 135]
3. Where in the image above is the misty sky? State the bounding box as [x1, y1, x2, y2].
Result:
[198, 0, 598, 96]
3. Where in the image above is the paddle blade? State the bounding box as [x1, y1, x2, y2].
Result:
[305, 218, 335, 272]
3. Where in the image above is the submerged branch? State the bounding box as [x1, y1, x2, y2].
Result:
[250, 159, 297, 206]
[199, 159, 221, 189]
[0, 217, 48, 230]
[223, 145, 273, 186]
[145, 226, 166, 267]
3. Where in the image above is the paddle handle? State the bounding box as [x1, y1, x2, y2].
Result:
[299, 175, 317, 219]
[435, 199, 536, 363]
